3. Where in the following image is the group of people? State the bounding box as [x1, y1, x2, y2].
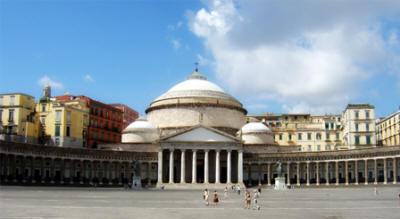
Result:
[202, 186, 261, 210]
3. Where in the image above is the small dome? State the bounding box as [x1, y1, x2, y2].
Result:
[122, 117, 159, 143]
[241, 122, 271, 134]
[123, 117, 157, 133]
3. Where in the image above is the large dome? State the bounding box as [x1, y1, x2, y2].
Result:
[153, 72, 242, 105]
[146, 70, 247, 136]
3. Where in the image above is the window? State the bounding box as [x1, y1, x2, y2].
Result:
[289, 134, 292, 141]
[42, 104, 46, 112]
[325, 123, 329, 130]
[326, 133, 330, 140]
[366, 135, 371, 145]
[66, 111, 71, 123]
[55, 125, 61, 137]
[298, 133, 302, 140]
[330, 123, 334, 129]
[355, 123, 359, 132]
[308, 145, 311, 151]
[8, 109, 14, 122]
[355, 135, 360, 145]
[365, 110, 370, 119]
[336, 132, 340, 140]
[0, 96, 3, 105]
[66, 126, 70, 137]
[355, 111, 359, 119]
[55, 110, 62, 123]
[279, 134, 283, 140]
[307, 133, 312, 140]
[326, 145, 331, 150]
[10, 96, 15, 105]
[317, 145, 320, 151]
[366, 123, 369, 132]
[316, 133, 321, 140]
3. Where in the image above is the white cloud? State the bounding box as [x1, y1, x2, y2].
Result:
[83, 74, 95, 83]
[38, 75, 64, 90]
[167, 21, 184, 31]
[171, 39, 182, 50]
[189, 0, 400, 113]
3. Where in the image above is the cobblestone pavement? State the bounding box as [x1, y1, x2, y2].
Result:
[1, 186, 400, 219]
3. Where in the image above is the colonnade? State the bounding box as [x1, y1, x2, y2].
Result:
[0, 154, 156, 186]
[157, 149, 243, 185]
[244, 157, 400, 186]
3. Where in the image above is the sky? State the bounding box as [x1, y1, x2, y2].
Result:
[1, 0, 400, 118]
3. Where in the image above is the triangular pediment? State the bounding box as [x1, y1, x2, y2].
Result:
[163, 126, 238, 142]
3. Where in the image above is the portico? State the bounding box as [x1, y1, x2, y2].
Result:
[156, 125, 244, 188]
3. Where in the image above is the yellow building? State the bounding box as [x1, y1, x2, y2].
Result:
[377, 110, 400, 146]
[37, 87, 89, 147]
[252, 114, 343, 152]
[342, 104, 376, 149]
[0, 93, 39, 143]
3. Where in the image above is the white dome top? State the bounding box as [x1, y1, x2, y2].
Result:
[123, 117, 157, 133]
[169, 78, 224, 93]
[153, 71, 240, 103]
[241, 122, 271, 134]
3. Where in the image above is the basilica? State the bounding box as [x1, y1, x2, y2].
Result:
[0, 70, 399, 188]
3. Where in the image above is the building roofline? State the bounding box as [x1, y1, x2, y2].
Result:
[0, 92, 35, 99]
[377, 110, 400, 124]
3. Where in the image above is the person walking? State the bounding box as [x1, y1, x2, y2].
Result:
[213, 190, 219, 206]
[253, 190, 260, 210]
[224, 187, 228, 199]
[237, 185, 241, 195]
[203, 189, 209, 206]
[244, 191, 251, 209]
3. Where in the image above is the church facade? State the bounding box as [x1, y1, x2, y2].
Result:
[1, 71, 400, 188]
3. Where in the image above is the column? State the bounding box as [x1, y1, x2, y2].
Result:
[287, 162, 291, 186]
[345, 160, 349, 185]
[393, 157, 397, 184]
[215, 150, 220, 184]
[192, 150, 197, 183]
[180, 150, 186, 184]
[227, 150, 231, 184]
[267, 162, 271, 186]
[204, 150, 209, 184]
[108, 162, 112, 185]
[41, 158, 45, 183]
[50, 158, 55, 184]
[364, 159, 368, 185]
[21, 156, 26, 183]
[169, 149, 174, 184]
[355, 160, 359, 185]
[374, 159, 378, 185]
[147, 162, 151, 186]
[325, 161, 330, 186]
[247, 163, 252, 185]
[157, 150, 163, 185]
[383, 158, 387, 184]
[31, 157, 35, 183]
[79, 160, 84, 184]
[238, 150, 243, 183]
[60, 159, 65, 184]
[296, 162, 300, 186]
[306, 162, 310, 186]
[335, 161, 339, 185]
[316, 162, 320, 186]
[258, 163, 262, 185]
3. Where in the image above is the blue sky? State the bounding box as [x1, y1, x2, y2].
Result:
[1, 0, 399, 117]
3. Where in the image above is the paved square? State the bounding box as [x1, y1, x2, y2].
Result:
[1, 186, 400, 219]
